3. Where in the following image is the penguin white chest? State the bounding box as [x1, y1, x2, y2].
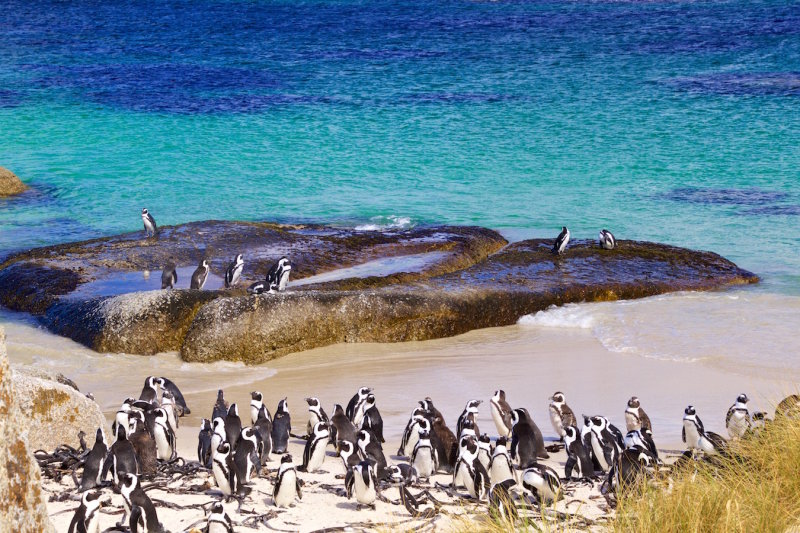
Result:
[307, 439, 327, 472]
[490, 455, 514, 484]
[590, 433, 609, 470]
[403, 428, 420, 457]
[354, 473, 376, 505]
[274, 470, 298, 507]
[154, 426, 172, 460]
[683, 421, 701, 450]
[625, 410, 640, 432]
[549, 407, 565, 438]
[212, 461, 232, 495]
[413, 447, 435, 477]
[490, 404, 510, 437]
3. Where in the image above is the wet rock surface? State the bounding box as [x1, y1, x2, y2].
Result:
[0, 222, 757, 361]
[0, 166, 28, 197]
[0, 328, 55, 533]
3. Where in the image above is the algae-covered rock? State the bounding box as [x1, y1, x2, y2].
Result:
[0, 166, 28, 197]
[0, 328, 54, 533]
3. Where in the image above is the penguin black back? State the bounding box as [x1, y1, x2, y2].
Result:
[79, 428, 107, 491]
[271, 398, 291, 454]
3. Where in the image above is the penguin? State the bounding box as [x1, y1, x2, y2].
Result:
[458, 418, 478, 441]
[399, 408, 426, 457]
[305, 397, 329, 436]
[273, 454, 302, 507]
[625, 396, 652, 433]
[211, 442, 236, 498]
[552, 226, 570, 255]
[210, 417, 227, 460]
[113, 400, 134, 438]
[386, 464, 418, 486]
[563, 425, 594, 479]
[68, 490, 102, 533]
[488, 479, 519, 523]
[346, 386, 372, 423]
[726, 393, 751, 439]
[271, 398, 291, 454]
[141, 208, 157, 238]
[250, 391, 270, 425]
[583, 415, 624, 471]
[624, 428, 659, 460]
[510, 408, 549, 466]
[160, 390, 179, 430]
[419, 397, 446, 424]
[424, 400, 457, 473]
[521, 463, 563, 504]
[198, 418, 213, 467]
[224, 404, 242, 450]
[548, 391, 577, 440]
[359, 394, 384, 443]
[412, 428, 438, 479]
[357, 429, 387, 478]
[128, 415, 158, 477]
[457, 399, 482, 438]
[489, 436, 515, 485]
[119, 473, 165, 533]
[79, 428, 107, 492]
[224, 254, 244, 289]
[269, 257, 292, 292]
[490, 390, 514, 438]
[212, 389, 229, 421]
[205, 502, 234, 533]
[299, 422, 330, 473]
[160, 263, 177, 290]
[253, 405, 273, 464]
[337, 440, 362, 470]
[453, 435, 478, 489]
[156, 377, 190, 416]
[233, 427, 260, 489]
[476, 433, 493, 473]
[104, 425, 139, 486]
[139, 376, 159, 404]
[682, 405, 726, 455]
[152, 408, 177, 462]
[190, 259, 210, 290]
[598, 229, 616, 250]
[345, 460, 378, 509]
[330, 403, 357, 452]
[605, 445, 657, 497]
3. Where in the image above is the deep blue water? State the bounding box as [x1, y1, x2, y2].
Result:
[0, 0, 798, 291]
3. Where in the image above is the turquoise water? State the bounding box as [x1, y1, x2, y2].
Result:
[0, 0, 798, 291]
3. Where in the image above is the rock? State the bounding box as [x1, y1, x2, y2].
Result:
[0, 166, 28, 197]
[181, 239, 758, 363]
[0, 327, 54, 533]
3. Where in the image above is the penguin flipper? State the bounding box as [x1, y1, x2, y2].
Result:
[564, 456, 576, 479]
[296, 477, 302, 500]
[344, 468, 354, 499]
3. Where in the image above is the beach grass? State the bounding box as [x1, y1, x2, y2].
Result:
[614, 414, 800, 533]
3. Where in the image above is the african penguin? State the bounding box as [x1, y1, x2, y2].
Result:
[198, 418, 213, 468]
[359, 394, 384, 443]
[138, 376, 159, 404]
[476, 433, 493, 473]
[305, 397, 329, 436]
[79, 428, 107, 492]
[271, 398, 291, 454]
[457, 399, 482, 438]
[598, 229, 616, 250]
[583, 415, 624, 472]
[346, 386, 372, 423]
[205, 502, 234, 533]
[253, 405, 273, 463]
[249, 391, 269, 425]
[605, 445, 657, 497]
[68, 490, 102, 533]
[330, 403, 357, 452]
[212, 389, 229, 421]
[224, 254, 244, 288]
[233, 427, 260, 491]
[141, 208, 157, 238]
[624, 428, 659, 460]
[412, 428, 438, 478]
[489, 436, 515, 485]
[273, 454, 302, 507]
[510, 408, 549, 465]
[224, 403, 242, 450]
[104, 425, 139, 486]
[490, 390, 514, 438]
[549, 391, 577, 440]
[152, 408, 177, 462]
[337, 440, 362, 470]
[453, 435, 478, 489]
[128, 415, 157, 478]
[424, 399, 457, 473]
[552, 226, 570, 255]
[272, 257, 292, 292]
[190, 259, 210, 290]
[398, 408, 426, 457]
[160, 390, 179, 430]
[682, 405, 726, 455]
[156, 377, 190, 415]
[563, 425, 594, 479]
[521, 463, 563, 504]
[345, 460, 378, 509]
[160, 263, 177, 290]
[299, 422, 330, 473]
[356, 429, 387, 478]
[386, 464, 419, 486]
[488, 479, 519, 523]
[726, 393, 751, 439]
[625, 396, 652, 433]
[210, 418, 227, 460]
[211, 442, 236, 498]
[119, 473, 165, 533]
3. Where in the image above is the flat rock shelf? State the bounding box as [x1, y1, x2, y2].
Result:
[0, 221, 757, 363]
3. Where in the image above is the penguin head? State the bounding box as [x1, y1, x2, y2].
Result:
[83, 490, 102, 509]
[495, 436, 508, 448]
[357, 430, 371, 446]
[386, 465, 403, 483]
[359, 386, 372, 398]
[162, 390, 174, 403]
[209, 502, 224, 516]
[200, 418, 211, 431]
[684, 405, 696, 416]
[333, 403, 345, 415]
[459, 435, 478, 455]
[510, 408, 524, 426]
[478, 433, 491, 445]
[590, 415, 607, 430]
[493, 390, 506, 402]
[562, 226, 568, 232]
[280, 454, 293, 465]
[95, 428, 105, 445]
[120, 473, 138, 492]
[278, 257, 290, 267]
[216, 442, 231, 455]
[417, 417, 431, 432]
[212, 417, 226, 435]
[736, 393, 749, 404]
[628, 396, 641, 409]
[550, 391, 565, 404]
[305, 397, 319, 408]
[115, 424, 128, 441]
[417, 430, 430, 440]
[466, 399, 482, 413]
[337, 440, 354, 456]
[364, 394, 376, 407]
[313, 422, 329, 437]
[461, 418, 476, 433]
[145, 375, 157, 389]
[277, 398, 289, 414]
[251, 391, 263, 403]
[201, 259, 209, 268]
[236, 254, 243, 265]
[142, 208, 148, 215]
[228, 403, 239, 417]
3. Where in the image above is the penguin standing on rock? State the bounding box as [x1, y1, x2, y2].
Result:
[141, 208, 157, 238]
[726, 393, 752, 439]
[598, 229, 616, 250]
[549, 391, 577, 440]
[119, 473, 165, 533]
[79, 429, 107, 492]
[271, 398, 291, 454]
[161, 263, 177, 290]
[190, 260, 210, 290]
[273, 454, 302, 507]
[68, 490, 102, 533]
[490, 390, 514, 438]
[552, 226, 570, 255]
[224, 254, 244, 288]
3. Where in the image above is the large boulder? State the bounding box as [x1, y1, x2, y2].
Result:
[181, 239, 758, 363]
[0, 328, 54, 533]
[0, 166, 28, 197]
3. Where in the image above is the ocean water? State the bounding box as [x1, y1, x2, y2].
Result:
[0, 0, 799, 382]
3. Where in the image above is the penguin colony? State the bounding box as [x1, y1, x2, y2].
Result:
[61, 371, 784, 532]
[141, 208, 292, 293]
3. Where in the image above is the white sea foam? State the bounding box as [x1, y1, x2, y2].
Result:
[354, 215, 413, 231]
[517, 304, 597, 329]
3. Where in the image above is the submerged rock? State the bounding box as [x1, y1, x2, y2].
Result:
[0, 166, 28, 197]
[0, 328, 54, 533]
